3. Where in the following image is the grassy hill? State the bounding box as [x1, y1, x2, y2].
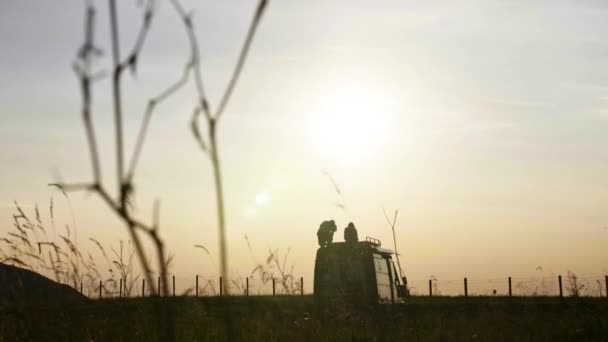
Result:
[0, 263, 85, 306]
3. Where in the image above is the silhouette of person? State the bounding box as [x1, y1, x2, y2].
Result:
[317, 221, 327, 247]
[317, 220, 337, 247]
[344, 222, 358, 244]
[317, 221, 328, 247]
[327, 220, 337, 244]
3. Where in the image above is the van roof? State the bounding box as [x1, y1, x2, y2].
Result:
[320, 241, 395, 256]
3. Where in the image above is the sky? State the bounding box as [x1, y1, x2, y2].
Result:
[1, 0, 608, 294]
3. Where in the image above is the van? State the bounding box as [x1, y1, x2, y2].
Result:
[313, 237, 405, 304]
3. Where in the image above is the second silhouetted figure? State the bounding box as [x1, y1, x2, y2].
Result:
[344, 222, 359, 244]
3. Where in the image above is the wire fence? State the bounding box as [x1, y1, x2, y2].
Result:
[407, 275, 608, 297]
[82, 274, 306, 299]
[78, 274, 608, 299]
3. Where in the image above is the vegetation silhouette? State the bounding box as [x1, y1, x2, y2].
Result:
[45, 0, 270, 339]
[0, 262, 85, 305]
[1, 199, 607, 341]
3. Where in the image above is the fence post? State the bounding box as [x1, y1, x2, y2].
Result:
[119, 278, 123, 298]
[220, 276, 223, 296]
[558, 275, 563, 297]
[246, 277, 249, 296]
[172, 275, 176, 296]
[464, 277, 468, 297]
[508, 277, 512, 297]
[99, 280, 102, 299]
[429, 279, 432, 297]
[301, 276, 304, 296]
[196, 275, 199, 297]
[80, 282, 83, 294]
[273, 278, 276, 296]
[142, 279, 145, 297]
[605, 275, 608, 298]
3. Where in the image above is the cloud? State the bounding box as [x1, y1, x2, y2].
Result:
[437, 118, 516, 134]
[560, 82, 608, 120]
[584, 107, 608, 120]
[484, 97, 555, 110]
[560, 82, 608, 93]
[465, 122, 516, 132]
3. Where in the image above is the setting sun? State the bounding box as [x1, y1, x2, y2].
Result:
[309, 85, 391, 161]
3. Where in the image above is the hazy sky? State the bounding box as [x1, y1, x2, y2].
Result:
[1, 0, 608, 294]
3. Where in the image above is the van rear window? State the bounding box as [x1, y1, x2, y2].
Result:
[373, 254, 392, 301]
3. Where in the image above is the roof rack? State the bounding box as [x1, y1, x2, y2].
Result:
[365, 237, 381, 246]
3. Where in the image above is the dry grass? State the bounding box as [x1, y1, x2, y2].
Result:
[0, 199, 145, 298]
[1, 199, 303, 299]
[246, 235, 301, 295]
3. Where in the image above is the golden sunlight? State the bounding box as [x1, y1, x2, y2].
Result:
[308, 85, 391, 162]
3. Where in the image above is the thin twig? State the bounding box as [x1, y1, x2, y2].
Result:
[214, 0, 268, 120]
[75, 7, 102, 184]
[383, 207, 404, 280]
[109, 0, 125, 199]
[127, 60, 195, 180]
[169, 0, 212, 119]
[177, 0, 269, 297]
[119, 0, 156, 76]
[190, 107, 208, 153]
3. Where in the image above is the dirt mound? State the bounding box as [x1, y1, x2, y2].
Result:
[0, 263, 86, 305]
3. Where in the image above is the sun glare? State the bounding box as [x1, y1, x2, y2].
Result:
[255, 191, 271, 206]
[309, 86, 391, 161]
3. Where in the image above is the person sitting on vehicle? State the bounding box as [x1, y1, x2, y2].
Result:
[317, 221, 327, 247]
[317, 220, 337, 247]
[344, 222, 359, 244]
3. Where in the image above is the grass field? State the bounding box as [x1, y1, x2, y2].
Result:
[1, 296, 607, 341]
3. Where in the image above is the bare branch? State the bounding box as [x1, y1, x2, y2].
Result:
[76, 6, 102, 184]
[50, 182, 96, 193]
[168, 0, 270, 300]
[214, 0, 268, 120]
[323, 171, 348, 212]
[127, 59, 194, 181]
[152, 200, 160, 231]
[190, 107, 208, 153]
[382, 207, 397, 228]
[120, 0, 156, 76]
[109, 0, 125, 198]
[383, 207, 404, 280]
[170, 0, 212, 120]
